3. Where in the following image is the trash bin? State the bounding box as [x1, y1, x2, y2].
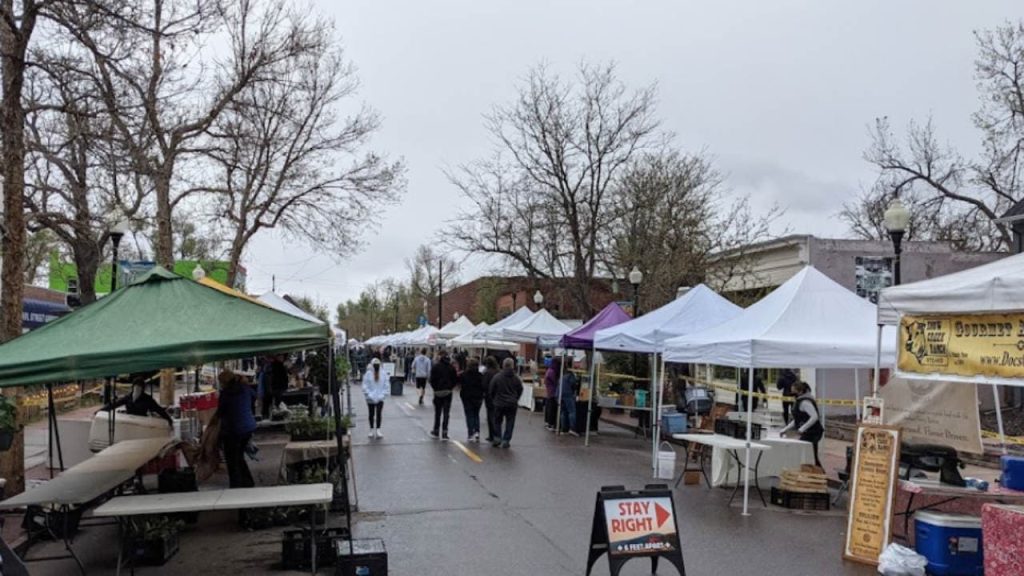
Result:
[389, 376, 404, 396]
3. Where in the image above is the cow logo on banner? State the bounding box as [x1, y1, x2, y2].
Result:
[586, 485, 686, 576]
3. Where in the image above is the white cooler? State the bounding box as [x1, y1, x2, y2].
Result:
[89, 410, 174, 452]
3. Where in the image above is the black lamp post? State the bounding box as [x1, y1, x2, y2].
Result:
[629, 266, 643, 376]
[109, 218, 128, 292]
[883, 198, 910, 286]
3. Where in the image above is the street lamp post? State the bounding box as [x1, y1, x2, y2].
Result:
[883, 198, 910, 286]
[533, 290, 543, 309]
[629, 266, 644, 378]
[109, 218, 129, 292]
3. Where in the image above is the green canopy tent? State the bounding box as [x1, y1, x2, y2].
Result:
[0, 266, 335, 479]
[0, 267, 330, 386]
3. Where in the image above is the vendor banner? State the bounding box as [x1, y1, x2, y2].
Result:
[880, 377, 983, 454]
[898, 313, 1024, 380]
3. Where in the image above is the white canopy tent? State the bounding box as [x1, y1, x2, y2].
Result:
[475, 306, 535, 341]
[663, 266, 897, 515]
[450, 322, 519, 351]
[399, 325, 439, 347]
[436, 315, 476, 340]
[876, 252, 1020, 452]
[594, 284, 743, 354]
[257, 292, 326, 325]
[589, 284, 743, 466]
[502, 308, 574, 345]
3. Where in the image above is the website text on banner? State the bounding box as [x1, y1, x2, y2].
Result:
[898, 313, 1024, 379]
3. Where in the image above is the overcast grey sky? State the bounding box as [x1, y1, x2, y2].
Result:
[244, 0, 1023, 313]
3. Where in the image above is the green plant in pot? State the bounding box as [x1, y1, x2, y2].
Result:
[0, 394, 20, 451]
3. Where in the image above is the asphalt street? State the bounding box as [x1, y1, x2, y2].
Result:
[22, 381, 878, 575]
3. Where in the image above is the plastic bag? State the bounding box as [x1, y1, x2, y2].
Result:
[877, 543, 927, 576]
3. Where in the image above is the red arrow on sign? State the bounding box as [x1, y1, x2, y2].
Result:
[655, 503, 670, 528]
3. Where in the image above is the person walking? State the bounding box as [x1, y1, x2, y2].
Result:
[780, 381, 825, 468]
[460, 357, 485, 442]
[429, 350, 458, 439]
[543, 357, 559, 432]
[363, 358, 388, 438]
[412, 347, 432, 406]
[559, 366, 579, 436]
[490, 358, 524, 448]
[737, 368, 766, 413]
[481, 356, 500, 443]
[217, 370, 257, 488]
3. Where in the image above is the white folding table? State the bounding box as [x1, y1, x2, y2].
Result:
[0, 438, 176, 575]
[94, 483, 333, 575]
[709, 435, 814, 487]
[672, 433, 772, 507]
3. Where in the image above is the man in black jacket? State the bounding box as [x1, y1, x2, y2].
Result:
[429, 351, 458, 439]
[481, 356, 500, 443]
[489, 358, 524, 448]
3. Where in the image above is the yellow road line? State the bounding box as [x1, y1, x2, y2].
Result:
[450, 439, 484, 463]
[404, 402, 417, 411]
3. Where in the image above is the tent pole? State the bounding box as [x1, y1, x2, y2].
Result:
[555, 348, 566, 434]
[819, 370, 826, 429]
[993, 384, 1008, 455]
[651, 354, 664, 476]
[854, 369, 861, 422]
[872, 324, 883, 396]
[585, 347, 597, 447]
[47, 383, 54, 479]
[742, 367, 754, 516]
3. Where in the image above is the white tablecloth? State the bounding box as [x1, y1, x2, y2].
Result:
[710, 436, 814, 487]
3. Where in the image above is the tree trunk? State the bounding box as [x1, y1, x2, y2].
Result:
[73, 240, 100, 305]
[0, 2, 26, 343]
[226, 227, 247, 288]
[153, 170, 174, 269]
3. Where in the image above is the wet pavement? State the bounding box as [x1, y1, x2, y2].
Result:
[21, 382, 877, 575]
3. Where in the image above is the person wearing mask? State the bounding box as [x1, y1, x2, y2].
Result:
[481, 356, 501, 443]
[490, 358, 524, 448]
[429, 350, 458, 439]
[103, 376, 174, 428]
[737, 368, 766, 413]
[362, 358, 388, 438]
[543, 357, 560, 432]
[459, 357, 485, 442]
[559, 365, 579, 436]
[775, 368, 799, 424]
[263, 354, 289, 419]
[412, 348, 433, 406]
[780, 381, 825, 468]
[217, 370, 257, 488]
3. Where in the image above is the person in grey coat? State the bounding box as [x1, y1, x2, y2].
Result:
[488, 358, 524, 448]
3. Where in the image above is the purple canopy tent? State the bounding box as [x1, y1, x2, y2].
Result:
[556, 303, 631, 438]
[560, 303, 632, 350]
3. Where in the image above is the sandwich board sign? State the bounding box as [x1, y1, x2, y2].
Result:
[586, 484, 686, 576]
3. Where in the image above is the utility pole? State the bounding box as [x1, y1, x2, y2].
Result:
[437, 259, 442, 327]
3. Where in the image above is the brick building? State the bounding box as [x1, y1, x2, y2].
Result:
[434, 276, 618, 324]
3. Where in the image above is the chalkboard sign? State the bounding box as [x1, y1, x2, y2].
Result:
[586, 484, 686, 576]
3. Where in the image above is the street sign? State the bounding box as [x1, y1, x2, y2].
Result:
[586, 485, 686, 576]
[417, 314, 427, 327]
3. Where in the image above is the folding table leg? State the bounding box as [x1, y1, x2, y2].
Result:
[728, 450, 742, 506]
[309, 504, 316, 575]
[753, 451, 767, 507]
[674, 444, 690, 489]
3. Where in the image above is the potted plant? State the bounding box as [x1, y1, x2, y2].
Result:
[286, 414, 335, 442]
[129, 516, 183, 565]
[0, 394, 19, 451]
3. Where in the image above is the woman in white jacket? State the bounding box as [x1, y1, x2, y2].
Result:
[363, 358, 389, 438]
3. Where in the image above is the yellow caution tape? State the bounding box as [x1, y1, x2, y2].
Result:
[981, 430, 1024, 447]
[694, 378, 859, 407]
[568, 368, 649, 382]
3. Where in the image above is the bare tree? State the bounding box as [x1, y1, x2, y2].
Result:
[405, 244, 459, 310]
[202, 18, 403, 286]
[847, 21, 1024, 251]
[447, 62, 659, 317]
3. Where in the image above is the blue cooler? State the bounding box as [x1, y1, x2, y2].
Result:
[661, 412, 686, 435]
[914, 511, 983, 576]
[1001, 455, 1024, 491]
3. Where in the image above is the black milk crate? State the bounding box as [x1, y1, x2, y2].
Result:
[158, 468, 199, 524]
[770, 487, 830, 511]
[335, 538, 387, 576]
[131, 533, 180, 566]
[282, 526, 350, 569]
[714, 419, 762, 440]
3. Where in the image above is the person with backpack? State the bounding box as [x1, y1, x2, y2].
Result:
[429, 350, 458, 439]
[489, 358, 524, 448]
[481, 356, 501, 443]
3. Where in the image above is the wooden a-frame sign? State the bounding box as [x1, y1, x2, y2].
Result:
[586, 484, 686, 576]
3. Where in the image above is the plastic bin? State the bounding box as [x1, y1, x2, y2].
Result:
[389, 376, 404, 396]
[661, 413, 687, 435]
[335, 538, 387, 576]
[914, 511, 983, 576]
